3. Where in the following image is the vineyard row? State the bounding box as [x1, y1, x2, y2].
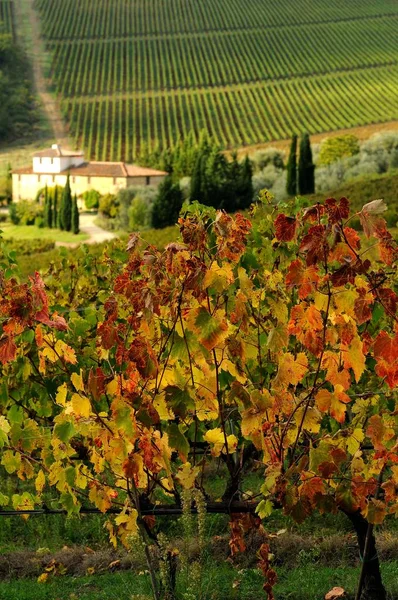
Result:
[48, 16, 398, 97]
[62, 64, 398, 160]
[34, 0, 398, 40]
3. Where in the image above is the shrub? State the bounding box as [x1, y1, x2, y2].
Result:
[34, 216, 44, 228]
[151, 176, 183, 229]
[0, 213, 7, 223]
[9, 201, 44, 226]
[118, 186, 157, 231]
[2, 238, 55, 255]
[99, 194, 119, 219]
[179, 176, 192, 200]
[318, 134, 360, 166]
[82, 189, 101, 210]
[252, 147, 285, 171]
[128, 195, 154, 231]
[252, 165, 280, 196]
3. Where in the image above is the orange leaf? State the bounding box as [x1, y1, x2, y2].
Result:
[0, 336, 16, 365]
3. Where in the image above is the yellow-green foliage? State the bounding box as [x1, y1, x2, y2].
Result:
[318, 134, 360, 166]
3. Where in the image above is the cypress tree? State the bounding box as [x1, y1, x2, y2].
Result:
[61, 174, 72, 232]
[238, 155, 254, 210]
[298, 133, 315, 195]
[43, 185, 50, 228]
[190, 152, 205, 203]
[47, 195, 53, 229]
[53, 187, 58, 229]
[72, 194, 80, 234]
[151, 176, 183, 229]
[5, 163, 12, 204]
[286, 134, 298, 196]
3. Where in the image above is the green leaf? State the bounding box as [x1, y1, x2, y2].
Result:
[167, 423, 189, 461]
[1, 450, 21, 474]
[54, 421, 75, 443]
[164, 386, 195, 418]
[256, 499, 273, 519]
[20, 329, 35, 344]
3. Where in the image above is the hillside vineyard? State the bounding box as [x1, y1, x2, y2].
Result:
[34, 0, 398, 159]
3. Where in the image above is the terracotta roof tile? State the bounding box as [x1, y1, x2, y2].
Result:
[12, 162, 168, 178]
[33, 148, 84, 158]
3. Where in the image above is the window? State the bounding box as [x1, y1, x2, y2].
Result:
[52, 176, 55, 183]
[87, 177, 91, 184]
[146, 176, 150, 186]
[39, 158, 42, 164]
[113, 177, 117, 185]
[72, 177, 76, 183]
[18, 175, 21, 182]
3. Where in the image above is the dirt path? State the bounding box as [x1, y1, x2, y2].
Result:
[13, 0, 71, 147]
[78, 214, 117, 244]
[54, 215, 117, 248]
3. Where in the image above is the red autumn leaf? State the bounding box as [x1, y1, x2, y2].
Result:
[343, 227, 361, 251]
[354, 288, 373, 325]
[373, 331, 398, 388]
[377, 288, 398, 317]
[330, 259, 370, 287]
[302, 203, 326, 223]
[374, 331, 398, 362]
[288, 303, 324, 355]
[285, 259, 320, 299]
[325, 197, 350, 223]
[128, 336, 159, 379]
[274, 214, 298, 242]
[378, 233, 398, 266]
[299, 225, 329, 266]
[359, 199, 388, 238]
[0, 336, 17, 365]
[300, 476, 325, 503]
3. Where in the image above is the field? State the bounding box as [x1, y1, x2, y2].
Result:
[32, 0, 398, 159]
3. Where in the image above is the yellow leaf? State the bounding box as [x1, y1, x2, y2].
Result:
[176, 462, 200, 489]
[273, 352, 308, 388]
[115, 509, 139, 547]
[204, 428, 238, 457]
[71, 394, 91, 418]
[364, 499, 386, 525]
[0, 416, 10, 437]
[343, 334, 365, 383]
[105, 521, 117, 548]
[71, 370, 84, 392]
[56, 383, 68, 406]
[346, 428, 365, 455]
[37, 573, 49, 584]
[203, 262, 234, 293]
[268, 298, 288, 324]
[333, 289, 358, 318]
[106, 378, 119, 396]
[153, 394, 175, 420]
[315, 387, 351, 423]
[294, 406, 321, 434]
[35, 470, 46, 494]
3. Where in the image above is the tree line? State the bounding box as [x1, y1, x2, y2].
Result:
[42, 174, 79, 233]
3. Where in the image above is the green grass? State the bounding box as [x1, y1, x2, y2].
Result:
[0, 223, 89, 243]
[1, 562, 398, 600]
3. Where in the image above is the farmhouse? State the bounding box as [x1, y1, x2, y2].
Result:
[12, 145, 167, 202]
